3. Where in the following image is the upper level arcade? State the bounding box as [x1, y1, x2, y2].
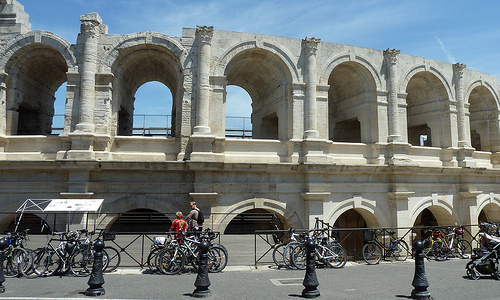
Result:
[0, 1, 499, 168]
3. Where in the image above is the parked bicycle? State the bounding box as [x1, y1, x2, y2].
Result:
[430, 226, 472, 260]
[362, 229, 409, 264]
[155, 229, 228, 275]
[90, 229, 121, 273]
[289, 228, 347, 270]
[2, 229, 34, 278]
[272, 228, 305, 269]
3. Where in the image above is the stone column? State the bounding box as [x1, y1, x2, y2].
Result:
[75, 13, 102, 133]
[384, 48, 401, 142]
[453, 63, 468, 147]
[303, 37, 320, 139]
[0, 75, 7, 136]
[193, 25, 213, 135]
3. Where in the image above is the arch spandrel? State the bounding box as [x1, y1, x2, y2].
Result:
[476, 194, 500, 215]
[319, 53, 383, 91]
[99, 32, 188, 74]
[214, 39, 299, 83]
[212, 198, 289, 233]
[465, 80, 500, 110]
[399, 65, 453, 101]
[409, 196, 457, 226]
[326, 197, 388, 228]
[0, 30, 77, 70]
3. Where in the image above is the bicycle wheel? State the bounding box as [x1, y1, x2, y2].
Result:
[69, 248, 93, 277]
[283, 242, 301, 269]
[147, 246, 163, 273]
[4, 248, 28, 278]
[454, 239, 472, 259]
[392, 240, 409, 261]
[44, 249, 63, 276]
[362, 242, 382, 265]
[327, 242, 347, 268]
[21, 248, 49, 279]
[156, 247, 185, 275]
[206, 245, 228, 273]
[103, 246, 121, 272]
[291, 244, 307, 270]
[272, 243, 287, 269]
[431, 240, 445, 261]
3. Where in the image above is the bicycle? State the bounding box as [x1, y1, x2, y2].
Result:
[156, 229, 227, 275]
[90, 229, 121, 273]
[431, 227, 472, 260]
[2, 230, 34, 278]
[290, 228, 347, 270]
[272, 228, 304, 269]
[362, 229, 409, 265]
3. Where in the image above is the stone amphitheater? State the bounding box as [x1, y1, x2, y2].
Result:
[0, 0, 499, 243]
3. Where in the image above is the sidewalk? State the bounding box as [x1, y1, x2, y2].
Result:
[0, 259, 498, 299]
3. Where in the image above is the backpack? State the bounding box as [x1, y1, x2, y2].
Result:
[196, 208, 204, 225]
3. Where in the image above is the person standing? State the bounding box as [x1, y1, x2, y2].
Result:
[186, 201, 203, 232]
[170, 211, 187, 238]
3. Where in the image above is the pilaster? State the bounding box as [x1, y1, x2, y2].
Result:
[301, 192, 330, 229]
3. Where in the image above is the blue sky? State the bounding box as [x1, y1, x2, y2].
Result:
[16, 0, 500, 130]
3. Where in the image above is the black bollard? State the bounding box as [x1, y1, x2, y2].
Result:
[193, 238, 211, 298]
[0, 238, 7, 293]
[302, 238, 320, 298]
[411, 241, 431, 300]
[86, 239, 105, 297]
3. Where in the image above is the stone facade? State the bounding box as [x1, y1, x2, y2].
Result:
[0, 1, 500, 236]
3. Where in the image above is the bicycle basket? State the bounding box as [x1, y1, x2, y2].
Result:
[103, 231, 116, 241]
[363, 230, 375, 242]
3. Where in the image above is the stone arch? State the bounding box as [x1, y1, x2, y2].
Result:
[2, 31, 72, 135]
[319, 53, 383, 90]
[213, 198, 288, 233]
[465, 80, 500, 151]
[409, 196, 456, 226]
[220, 44, 295, 140]
[327, 197, 388, 228]
[326, 60, 380, 143]
[106, 33, 185, 137]
[97, 195, 181, 229]
[477, 194, 500, 223]
[402, 66, 454, 148]
[214, 40, 299, 82]
[0, 30, 77, 70]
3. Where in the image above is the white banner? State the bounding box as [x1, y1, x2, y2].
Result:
[44, 199, 104, 212]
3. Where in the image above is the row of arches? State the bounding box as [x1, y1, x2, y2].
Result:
[1, 30, 498, 151]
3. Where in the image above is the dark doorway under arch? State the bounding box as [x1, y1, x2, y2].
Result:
[109, 209, 172, 233]
[6, 213, 51, 234]
[334, 209, 367, 260]
[224, 208, 283, 234]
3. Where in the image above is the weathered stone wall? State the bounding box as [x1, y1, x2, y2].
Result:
[0, 1, 499, 237]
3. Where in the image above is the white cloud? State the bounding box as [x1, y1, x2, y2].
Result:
[435, 36, 456, 64]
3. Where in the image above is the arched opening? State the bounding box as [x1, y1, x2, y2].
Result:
[5, 44, 68, 135]
[413, 208, 438, 242]
[328, 62, 377, 143]
[468, 85, 498, 152]
[51, 83, 67, 135]
[405, 72, 449, 148]
[225, 85, 252, 138]
[224, 208, 283, 234]
[108, 208, 172, 233]
[224, 49, 292, 141]
[130, 81, 173, 136]
[113, 45, 182, 137]
[5, 213, 51, 234]
[334, 209, 367, 260]
[478, 203, 500, 223]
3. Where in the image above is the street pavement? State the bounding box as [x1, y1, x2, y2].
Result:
[0, 258, 498, 300]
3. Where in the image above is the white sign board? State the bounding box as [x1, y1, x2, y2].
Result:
[44, 199, 104, 212]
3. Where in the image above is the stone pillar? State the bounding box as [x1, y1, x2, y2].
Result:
[459, 191, 482, 239]
[453, 63, 468, 147]
[193, 25, 213, 135]
[0, 76, 7, 136]
[75, 13, 102, 134]
[303, 37, 320, 139]
[384, 48, 401, 143]
[388, 191, 414, 240]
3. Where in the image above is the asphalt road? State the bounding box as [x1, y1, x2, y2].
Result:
[0, 258, 498, 299]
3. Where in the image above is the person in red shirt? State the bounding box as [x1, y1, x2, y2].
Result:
[170, 211, 187, 238]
